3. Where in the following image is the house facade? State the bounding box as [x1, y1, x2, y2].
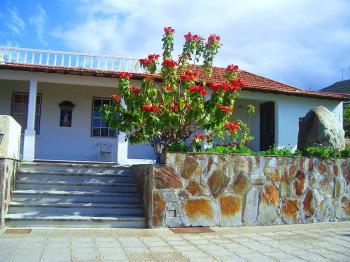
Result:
[0, 46, 347, 164]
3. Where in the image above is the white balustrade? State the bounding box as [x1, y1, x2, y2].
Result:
[0, 46, 143, 73]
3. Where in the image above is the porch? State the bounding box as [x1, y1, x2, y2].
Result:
[0, 77, 155, 164]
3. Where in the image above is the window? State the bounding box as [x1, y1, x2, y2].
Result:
[91, 97, 117, 137]
[11, 92, 42, 134]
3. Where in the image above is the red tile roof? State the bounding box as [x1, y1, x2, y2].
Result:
[0, 62, 348, 101]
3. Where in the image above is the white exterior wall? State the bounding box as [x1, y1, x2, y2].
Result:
[240, 91, 343, 151]
[0, 76, 155, 162]
[0, 69, 344, 161]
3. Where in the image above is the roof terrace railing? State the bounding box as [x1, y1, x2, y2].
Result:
[0, 46, 144, 73]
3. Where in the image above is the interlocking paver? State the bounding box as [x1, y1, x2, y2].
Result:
[0, 221, 349, 262]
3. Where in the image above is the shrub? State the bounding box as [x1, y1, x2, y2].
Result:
[341, 146, 350, 158]
[304, 146, 341, 159]
[204, 145, 254, 155]
[259, 147, 301, 157]
[344, 105, 350, 137]
[101, 27, 253, 151]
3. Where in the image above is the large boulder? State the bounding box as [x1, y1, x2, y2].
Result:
[298, 106, 345, 151]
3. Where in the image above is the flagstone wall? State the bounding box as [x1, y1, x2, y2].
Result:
[0, 158, 19, 228]
[135, 153, 350, 228]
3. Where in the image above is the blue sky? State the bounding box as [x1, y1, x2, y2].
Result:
[1, 0, 350, 90]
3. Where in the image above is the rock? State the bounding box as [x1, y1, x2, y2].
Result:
[339, 196, 350, 219]
[154, 166, 183, 189]
[292, 170, 307, 197]
[152, 192, 166, 227]
[317, 197, 332, 222]
[297, 106, 345, 151]
[181, 155, 198, 179]
[281, 199, 299, 224]
[232, 171, 249, 194]
[219, 194, 242, 226]
[259, 184, 279, 225]
[264, 157, 280, 184]
[302, 189, 316, 221]
[183, 199, 219, 226]
[244, 187, 259, 225]
[208, 170, 230, 198]
[186, 180, 204, 196]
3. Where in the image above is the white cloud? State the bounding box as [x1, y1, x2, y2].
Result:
[6, 8, 25, 35]
[53, 0, 350, 89]
[29, 4, 47, 45]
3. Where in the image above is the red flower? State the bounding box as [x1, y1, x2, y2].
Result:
[165, 85, 173, 91]
[209, 83, 221, 90]
[194, 134, 206, 140]
[224, 121, 239, 132]
[163, 59, 177, 67]
[207, 34, 220, 46]
[220, 83, 231, 91]
[130, 86, 142, 93]
[111, 95, 121, 102]
[142, 105, 159, 113]
[188, 85, 206, 96]
[218, 105, 233, 113]
[164, 27, 175, 34]
[117, 72, 132, 79]
[229, 78, 244, 91]
[226, 64, 239, 72]
[180, 70, 198, 81]
[139, 58, 152, 66]
[184, 32, 204, 42]
[148, 54, 160, 60]
[184, 32, 192, 40]
[170, 104, 179, 111]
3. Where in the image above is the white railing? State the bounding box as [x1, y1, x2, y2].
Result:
[0, 46, 143, 73]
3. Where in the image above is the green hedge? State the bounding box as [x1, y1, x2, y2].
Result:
[167, 143, 350, 159]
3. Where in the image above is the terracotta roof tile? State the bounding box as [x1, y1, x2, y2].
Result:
[0, 62, 348, 101]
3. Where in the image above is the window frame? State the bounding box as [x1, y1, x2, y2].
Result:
[91, 97, 118, 138]
[11, 92, 42, 135]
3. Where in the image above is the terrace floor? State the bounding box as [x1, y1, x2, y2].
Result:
[0, 221, 349, 262]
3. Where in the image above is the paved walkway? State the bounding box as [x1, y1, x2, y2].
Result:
[0, 222, 349, 262]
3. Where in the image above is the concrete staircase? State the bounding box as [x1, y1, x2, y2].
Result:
[5, 162, 146, 228]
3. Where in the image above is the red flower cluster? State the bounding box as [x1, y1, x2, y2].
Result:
[130, 86, 142, 93]
[165, 85, 173, 91]
[117, 72, 132, 79]
[209, 79, 243, 92]
[207, 34, 220, 46]
[194, 134, 206, 140]
[226, 64, 239, 73]
[142, 105, 159, 112]
[164, 27, 175, 34]
[229, 78, 244, 91]
[180, 70, 198, 81]
[111, 95, 121, 102]
[185, 104, 192, 110]
[188, 85, 206, 96]
[224, 121, 239, 132]
[184, 32, 204, 42]
[139, 54, 159, 67]
[163, 59, 177, 67]
[170, 104, 179, 111]
[218, 105, 233, 113]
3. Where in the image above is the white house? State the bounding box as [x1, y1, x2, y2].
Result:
[0, 46, 347, 164]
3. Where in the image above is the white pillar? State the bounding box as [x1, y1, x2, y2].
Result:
[117, 98, 128, 165]
[23, 80, 37, 162]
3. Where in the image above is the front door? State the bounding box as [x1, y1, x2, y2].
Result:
[260, 102, 275, 150]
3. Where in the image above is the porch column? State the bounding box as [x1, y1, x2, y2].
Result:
[23, 80, 37, 161]
[117, 98, 128, 165]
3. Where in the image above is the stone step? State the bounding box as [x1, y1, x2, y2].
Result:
[12, 190, 142, 204]
[20, 162, 133, 175]
[18, 172, 136, 184]
[15, 181, 139, 193]
[5, 214, 146, 228]
[8, 202, 144, 216]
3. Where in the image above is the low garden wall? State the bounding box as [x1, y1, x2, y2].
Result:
[0, 158, 19, 228]
[135, 153, 350, 228]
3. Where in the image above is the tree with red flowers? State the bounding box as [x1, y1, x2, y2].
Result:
[102, 27, 253, 150]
